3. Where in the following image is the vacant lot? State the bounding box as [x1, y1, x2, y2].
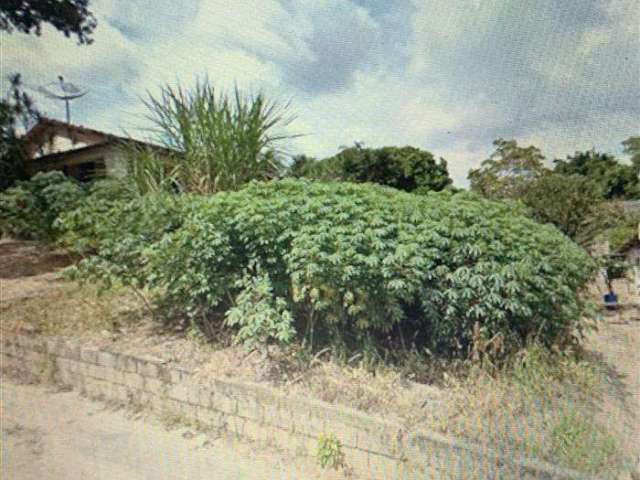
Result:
[1, 239, 638, 477]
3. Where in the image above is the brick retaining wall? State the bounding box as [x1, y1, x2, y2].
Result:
[0, 334, 589, 480]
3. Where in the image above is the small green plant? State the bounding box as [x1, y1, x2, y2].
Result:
[550, 412, 617, 473]
[316, 432, 345, 470]
[224, 266, 295, 349]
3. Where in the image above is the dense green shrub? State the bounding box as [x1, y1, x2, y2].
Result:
[0, 171, 85, 240]
[58, 189, 191, 293]
[66, 180, 596, 356]
[55, 179, 137, 254]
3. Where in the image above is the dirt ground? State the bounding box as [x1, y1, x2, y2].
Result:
[0, 380, 346, 480]
[585, 307, 640, 462]
[0, 239, 72, 303]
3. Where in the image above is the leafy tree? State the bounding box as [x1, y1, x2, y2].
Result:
[622, 136, 640, 170]
[554, 150, 639, 200]
[338, 145, 453, 192]
[299, 144, 453, 193]
[286, 154, 317, 179]
[468, 139, 547, 199]
[1, 0, 96, 44]
[600, 209, 640, 254]
[0, 74, 39, 191]
[522, 173, 614, 247]
[132, 79, 297, 194]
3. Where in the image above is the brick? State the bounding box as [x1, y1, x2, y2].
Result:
[80, 348, 98, 365]
[137, 360, 160, 378]
[59, 341, 81, 360]
[144, 376, 167, 394]
[166, 382, 191, 404]
[96, 350, 118, 369]
[122, 371, 145, 391]
[115, 354, 138, 374]
[168, 366, 189, 384]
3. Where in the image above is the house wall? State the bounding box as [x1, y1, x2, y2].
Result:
[29, 128, 105, 159]
[26, 145, 126, 181]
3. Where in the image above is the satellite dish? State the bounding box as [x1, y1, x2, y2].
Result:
[38, 76, 88, 124]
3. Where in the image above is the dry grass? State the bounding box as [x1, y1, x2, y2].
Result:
[428, 346, 622, 474]
[1, 283, 145, 338]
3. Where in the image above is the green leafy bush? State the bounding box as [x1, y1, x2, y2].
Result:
[67, 180, 596, 356]
[224, 265, 295, 348]
[0, 171, 85, 240]
[59, 190, 190, 294]
[55, 179, 137, 255]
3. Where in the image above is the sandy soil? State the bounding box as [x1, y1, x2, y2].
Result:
[0, 380, 349, 480]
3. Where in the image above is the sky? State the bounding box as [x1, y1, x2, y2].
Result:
[2, 0, 639, 186]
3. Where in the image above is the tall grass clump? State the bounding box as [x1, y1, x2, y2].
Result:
[128, 79, 298, 195]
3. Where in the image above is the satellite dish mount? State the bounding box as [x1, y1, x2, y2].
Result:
[38, 76, 88, 124]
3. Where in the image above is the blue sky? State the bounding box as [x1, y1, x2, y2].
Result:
[2, 0, 639, 185]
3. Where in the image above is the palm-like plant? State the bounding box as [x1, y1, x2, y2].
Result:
[132, 79, 297, 194]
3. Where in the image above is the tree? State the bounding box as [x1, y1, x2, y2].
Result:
[622, 136, 640, 170]
[468, 139, 547, 199]
[554, 149, 639, 200]
[306, 144, 453, 193]
[1, 0, 96, 44]
[287, 155, 317, 179]
[0, 74, 39, 191]
[522, 173, 616, 247]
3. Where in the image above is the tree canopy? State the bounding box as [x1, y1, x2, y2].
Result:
[0, 74, 39, 191]
[522, 173, 621, 247]
[0, 0, 96, 44]
[468, 139, 546, 199]
[622, 136, 640, 170]
[292, 144, 453, 193]
[554, 149, 639, 200]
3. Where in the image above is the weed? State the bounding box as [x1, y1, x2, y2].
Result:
[158, 407, 210, 433]
[316, 432, 345, 470]
[550, 412, 617, 473]
[1, 284, 144, 336]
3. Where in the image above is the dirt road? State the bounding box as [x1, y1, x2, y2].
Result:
[0, 380, 330, 480]
[586, 307, 640, 463]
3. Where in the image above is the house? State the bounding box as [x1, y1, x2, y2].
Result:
[21, 117, 162, 181]
[593, 200, 640, 306]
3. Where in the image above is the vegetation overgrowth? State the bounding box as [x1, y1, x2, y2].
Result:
[0, 171, 85, 240]
[55, 179, 597, 360]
